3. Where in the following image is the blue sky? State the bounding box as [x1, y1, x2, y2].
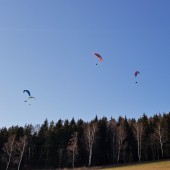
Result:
[0, 0, 170, 127]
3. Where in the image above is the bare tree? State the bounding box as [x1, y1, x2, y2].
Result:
[116, 118, 126, 163]
[84, 122, 98, 167]
[153, 119, 167, 158]
[132, 121, 143, 162]
[2, 134, 16, 170]
[13, 135, 27, 170]
[67, 132, 78, 168]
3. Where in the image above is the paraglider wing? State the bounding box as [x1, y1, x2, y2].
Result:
[134, 71, 140, 77]
[29, 96, 35, 100]
[23, 90, 35, 105]
[25, 96, 35, 101]
[94, 53, 103, 62]
[23, 90, 31, 96]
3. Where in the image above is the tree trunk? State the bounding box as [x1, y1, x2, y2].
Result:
[160, 138, 164, 158]
[6, 135, 15, 170]
[72, 150, 75, 168]
[117, 146, 120, 163]
[88, 148, 92, 167]
[17, 136, 27, 170]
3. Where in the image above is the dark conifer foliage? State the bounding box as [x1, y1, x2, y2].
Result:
[0, 113, 170, 169]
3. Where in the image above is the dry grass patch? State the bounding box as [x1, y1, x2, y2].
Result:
[101, 160, 170, 170]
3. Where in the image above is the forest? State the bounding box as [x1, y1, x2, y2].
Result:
[0, 112, 170, 170]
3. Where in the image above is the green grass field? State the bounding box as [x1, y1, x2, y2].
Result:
[101, 160, 170, 170]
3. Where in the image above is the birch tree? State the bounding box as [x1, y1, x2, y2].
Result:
[67, 131, 78, 168]
[116, 118, 126, 163]
[132, 121, 143, 162]
[13, 135, 27, 170]
[153, 119, 167, 158]
[84, 122, 98, 167]
[2, 134, 16, 170]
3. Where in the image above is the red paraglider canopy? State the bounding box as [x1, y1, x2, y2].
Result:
[94, 53, 103, 62]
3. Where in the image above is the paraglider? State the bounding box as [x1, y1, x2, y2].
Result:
[94, 53, 103, 65]
[134, 71, 140, 83]
[23, 90, 35, 105]
[23, 90, 31, 96]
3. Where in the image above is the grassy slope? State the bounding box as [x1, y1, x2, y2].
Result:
[101, 160, 170, 170]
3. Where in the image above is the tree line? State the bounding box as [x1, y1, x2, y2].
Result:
[0, 112, 170, 169]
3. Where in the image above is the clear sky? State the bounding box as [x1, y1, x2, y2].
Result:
[0, 0, 170, 127]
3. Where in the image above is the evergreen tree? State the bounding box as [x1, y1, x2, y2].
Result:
[95, 117, 109, 165]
